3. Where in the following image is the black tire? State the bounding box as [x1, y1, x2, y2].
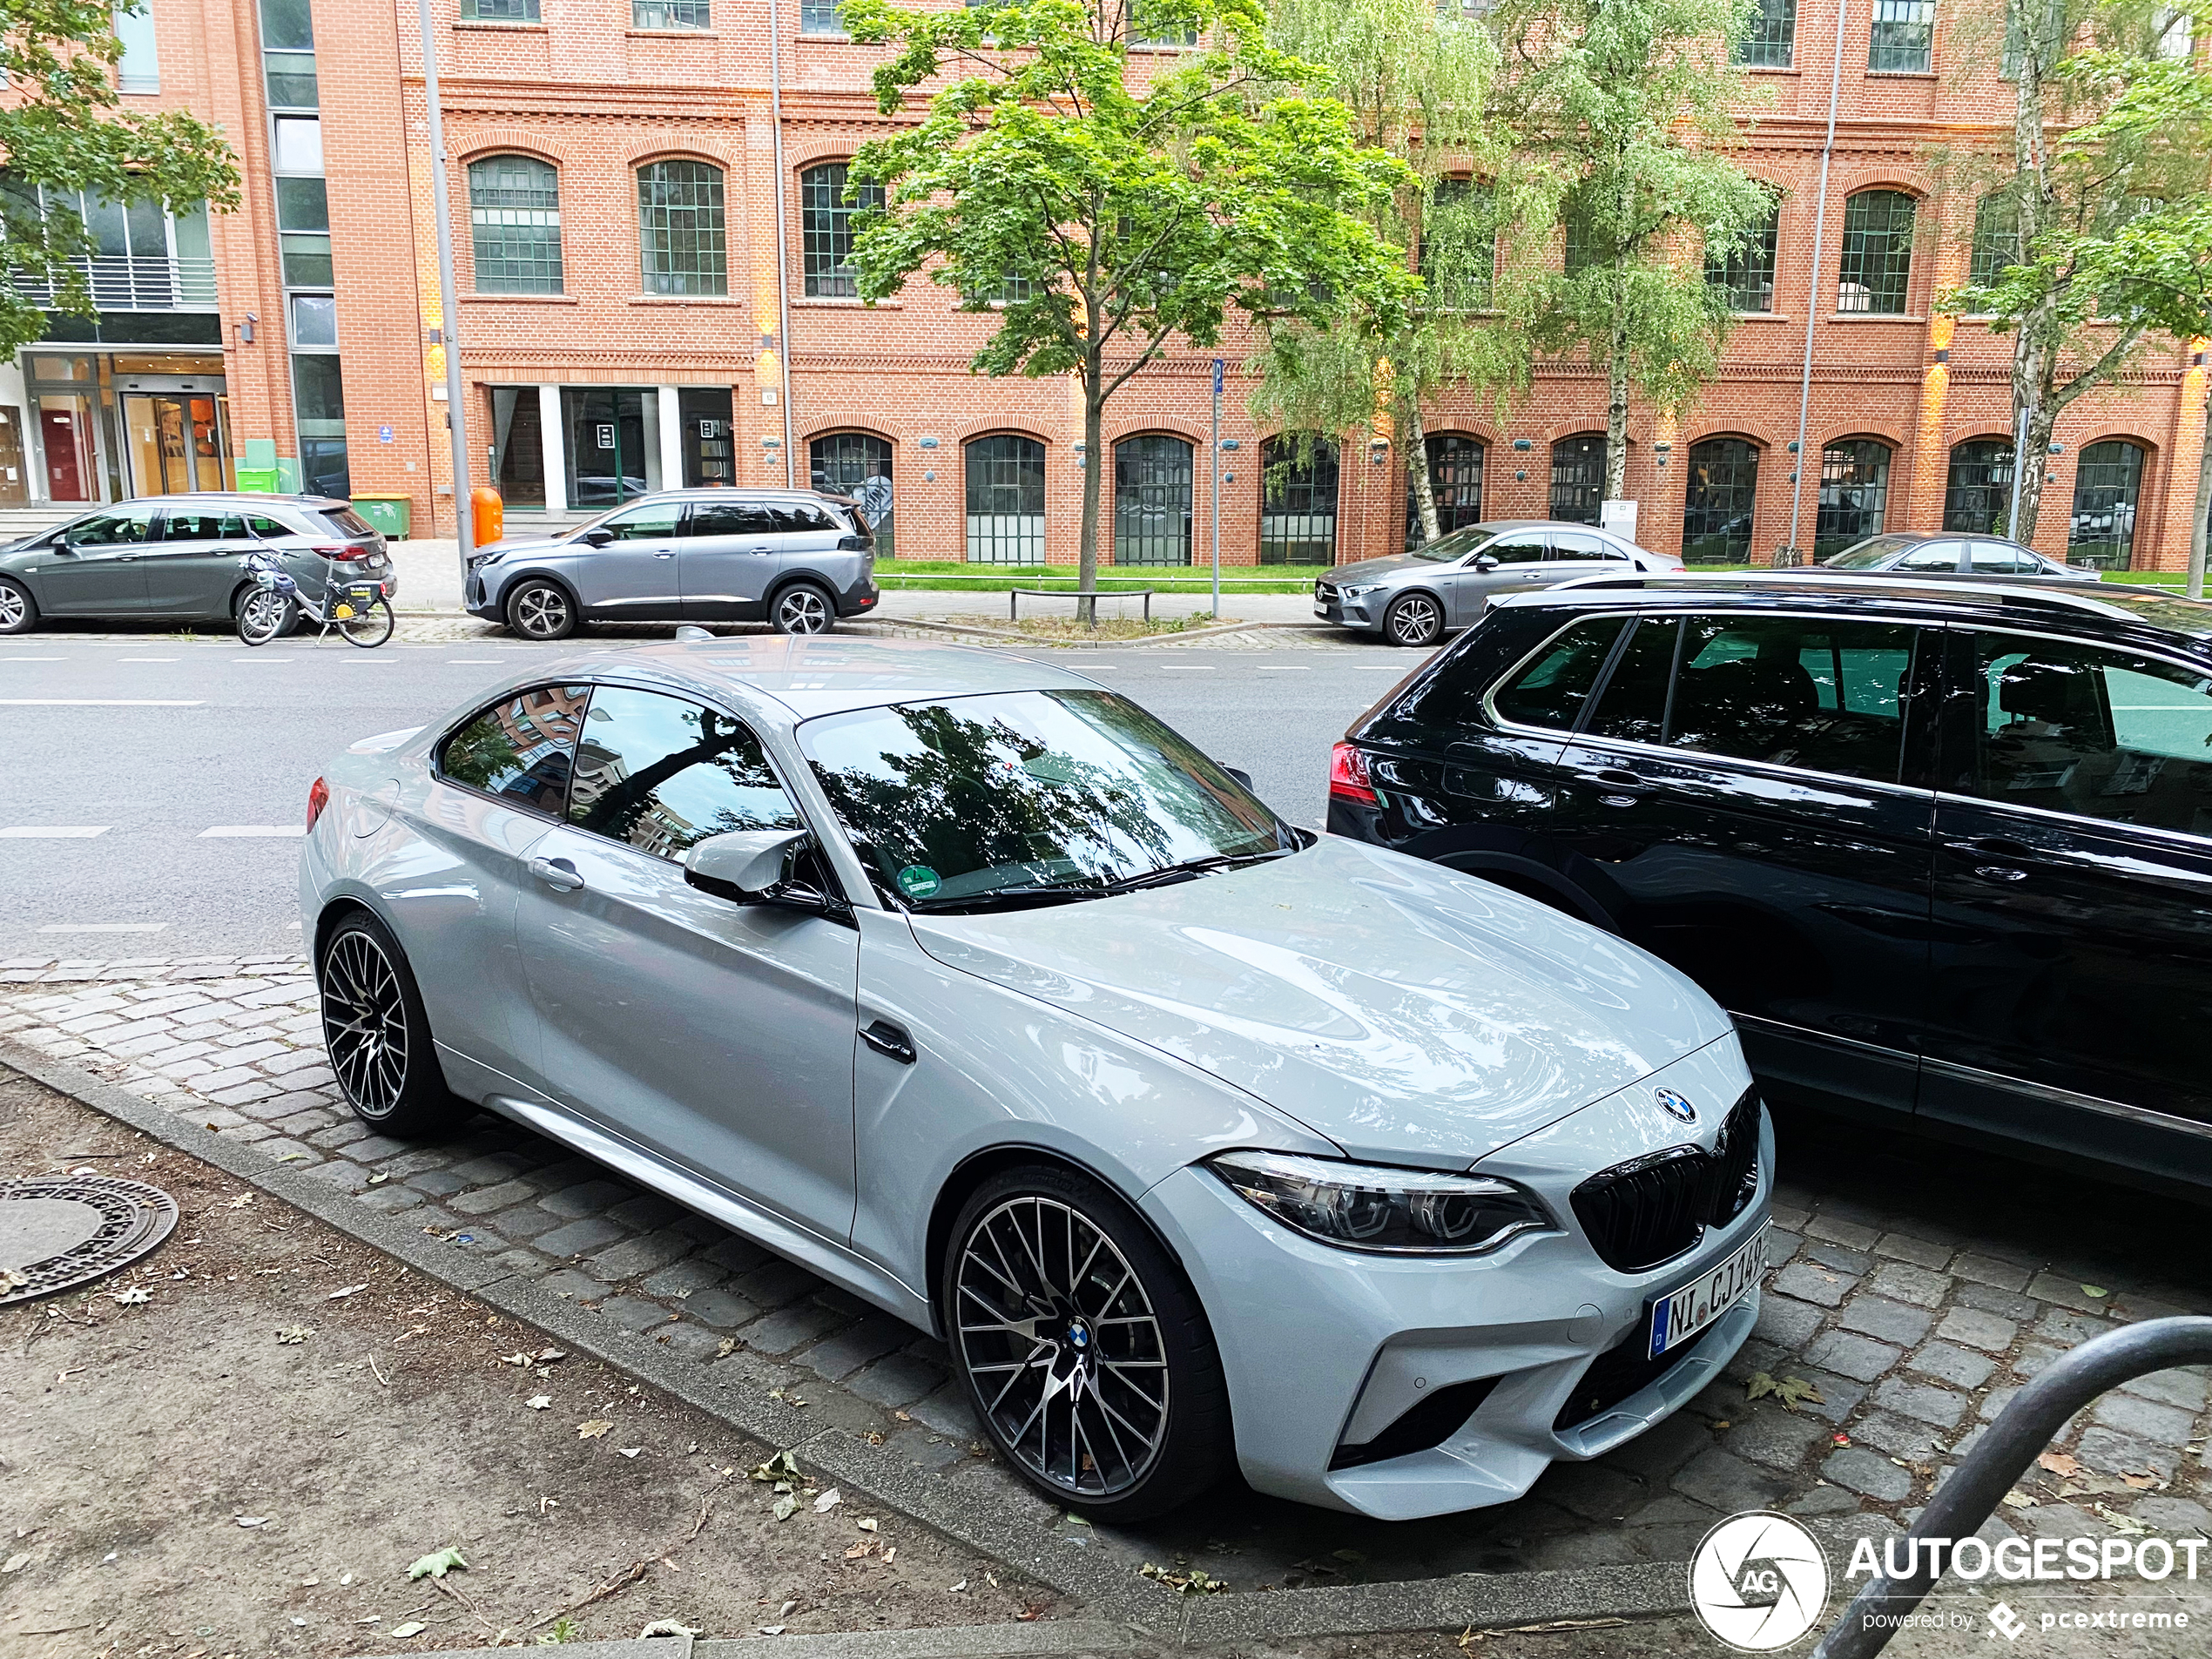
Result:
[236, 586, 296, 646]
[941, 1162, 1231, 1523]
[0, 575, 36, 635]
[338, 596, 395, 649]
[316, 910, 462, 1138]
[506, 577, 577, 640]
[770, 580, 836, 635]
[1383, 590, 1445, 648]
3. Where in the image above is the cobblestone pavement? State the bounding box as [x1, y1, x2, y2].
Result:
[5, 954, 2208, 1600]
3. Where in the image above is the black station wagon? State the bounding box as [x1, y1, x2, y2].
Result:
[1329, 572, 2212, 1197]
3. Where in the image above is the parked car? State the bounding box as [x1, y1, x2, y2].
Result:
[463, 487, 880, 641]
[1328, 571, 2212, 1197]
[0, 493, 394, 636]
[301, 637, 1770, 1521]
[1821, 530, 2101, 582]
[1315, 521, 1684, 648]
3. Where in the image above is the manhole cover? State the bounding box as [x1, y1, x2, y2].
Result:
[0, 1177, 178, 1305]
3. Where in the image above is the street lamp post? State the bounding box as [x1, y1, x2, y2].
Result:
[418, 0, 473, 578]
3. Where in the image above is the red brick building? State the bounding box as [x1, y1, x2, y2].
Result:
[5, 0, 2202, 571]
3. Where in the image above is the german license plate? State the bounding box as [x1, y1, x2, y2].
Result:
[1646, 1224, 1768, 1360]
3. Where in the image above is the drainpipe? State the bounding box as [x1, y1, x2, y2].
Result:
[769, 0, 796, 488]
[418, 0, 472, 568]
[1787, 0, 1851, 559]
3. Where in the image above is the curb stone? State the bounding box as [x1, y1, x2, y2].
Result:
[0, 1037, 1703, 1646]
[374, 1618, 1143, 1659]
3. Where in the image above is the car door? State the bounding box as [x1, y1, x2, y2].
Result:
[1446, 529, 1551, 626]
[511, 682, 861, 1240]
[571, 498, 685, 617]
[1547, 607, 1940, 1125]
[142, 509, 254, 617]
[1920, 629, 2212, 1184]
[677, 500, 779, 619]
[1542, 528, 1635, 584]
[34, 506, 158, 615]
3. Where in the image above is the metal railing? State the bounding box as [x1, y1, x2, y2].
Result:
[1813, 1316, 2212, 1659]
[9, 255, 219, 311]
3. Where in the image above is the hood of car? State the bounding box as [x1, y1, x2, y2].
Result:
[1322, 552, 1459, 588]
[908, 836, 1731, 1167]
[472, 531, 577, 563]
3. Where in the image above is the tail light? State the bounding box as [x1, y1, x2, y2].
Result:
[1329, 742, 1379, 807]
[307, 776, 330, 833]
[317, 543, 369, 561]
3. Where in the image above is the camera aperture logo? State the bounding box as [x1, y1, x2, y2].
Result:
[1689, 1513, 1831, 1651]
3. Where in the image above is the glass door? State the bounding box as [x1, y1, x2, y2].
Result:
[562, 388, 662, 510]
[123, 394, 230, 495]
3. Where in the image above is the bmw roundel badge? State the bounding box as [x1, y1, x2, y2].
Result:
[1655, 1088, 1698, 1124]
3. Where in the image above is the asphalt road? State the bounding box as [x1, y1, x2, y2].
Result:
[0, 628, 1413, 961]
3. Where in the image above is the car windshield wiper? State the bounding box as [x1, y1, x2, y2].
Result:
[1088, 846, 1300, 895]
[904, 881, 1099, 914]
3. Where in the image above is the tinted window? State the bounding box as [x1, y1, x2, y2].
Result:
[686, 502, 774, 537]
[246, 514, 291, 536]
[765, 502, 836, 532]
[1548, 530, 1620, 563]
[164, 511, 246, 542]
[597, 501, 684, 541]
[1896, 541, 1963, 572]
[1491, 617, 1629, 731]
[1970, 635, 2212, 837]
[311, 507, 378, 538]
[1484, 534, 1548, 565]
[568, 685, 801, 858]
[438, 684, 590, 813]
[1824, 533, 1917, 569]
[63, 508, 158, 547]
[1966, 541, 2040, 575]
[1584, 617, 1679, 746]
[1669, 617, 1918, 783]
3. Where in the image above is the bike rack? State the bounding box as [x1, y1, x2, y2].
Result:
[1812, 1316, 2212, 1659]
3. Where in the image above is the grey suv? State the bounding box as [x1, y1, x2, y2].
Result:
[465, 488, 881, 640]
[0, 493, 394, 636]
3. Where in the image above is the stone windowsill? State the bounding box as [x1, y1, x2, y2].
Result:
[630, 293, 745, 306]
[462, 292, 579, 304]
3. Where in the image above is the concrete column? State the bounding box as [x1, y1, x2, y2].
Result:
[537, 382, 566, 516]
[658, 385, 684, 490]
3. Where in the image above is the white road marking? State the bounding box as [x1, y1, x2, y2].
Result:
[117, 657, 178, 662]
[1256, 666, 1312, 671]
[446, 658, 500, 664]
[1158, 664, 1217, 671]
[0, 656, 67, 661]
[232, 658, 293, 664]
[0, 698, 205, 706]
[199, 826, 307, 839]
[38, 922, 167, 934]
[0, 826, 110, 839]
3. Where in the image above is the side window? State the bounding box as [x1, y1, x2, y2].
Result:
[436, 684, 591, 813]
[64, 509, 157, 547]
[246, 515, 292, 537]
[598, 501, 685, 541]
[1972, 635, 2212, 836]
[568, 685, 804, 858]
[164, 512, 246, 542]
[1967, 541, 2040, 575]
[1896, 540, 1964, 572]
[763, 502, 836, 533]
[1670, 616, 1919, 782]
[1483, 534, 1548, 565]
[1547, 530, 1617, 563]
[1490, 617, 1629, 731]
[686, 502, 774, 537]
[1583, 617, 1679, 746]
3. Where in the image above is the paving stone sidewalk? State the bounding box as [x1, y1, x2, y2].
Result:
[5, 954, 2208, 1601]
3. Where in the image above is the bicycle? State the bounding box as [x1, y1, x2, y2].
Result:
[238, 547, 395, 649]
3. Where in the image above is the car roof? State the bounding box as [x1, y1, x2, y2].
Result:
[531, 636, 1103, 721]
[1502, 571, 2212, 661]
[98, 492, 352, 509]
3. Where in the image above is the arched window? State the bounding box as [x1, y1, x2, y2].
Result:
[1259, 436, 1339, 566]
[1838, 190, 1915, 314]
[2069, 441, 2147, 570]
[1968, 192, 2021, 292]
[1115, 435, 1193, 566]
[801, 162, 883, 298]
[1406, 434, 1485, 548]
[469, 156, 561, 293]
[1682, 438, 1760, 564]
[965, 435, 1045, 564]
[1944, 438, 2016, 535]
[1816, 439, 1892, 559]
[811, 433, 894, 557]
[637, 160, 725, 295]
[1550, 434, 1608, 524]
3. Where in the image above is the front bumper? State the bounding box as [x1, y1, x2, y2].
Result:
[1313, 585, 1383, 631]
[1142, 1044, 1770, 1519]
[464, 565, 500, 620]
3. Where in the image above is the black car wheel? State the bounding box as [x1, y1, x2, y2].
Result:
[1384, 590, 1445, 648]
[506, 578, 577, 640]
[771, 581, 835, 635]
[0, 576, 37, 635]
[943, 1162, 1230, 1522]
[317, 910, 461, 1138]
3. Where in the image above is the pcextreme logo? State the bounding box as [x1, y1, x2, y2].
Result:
[1689, 1513, 1831, 1651]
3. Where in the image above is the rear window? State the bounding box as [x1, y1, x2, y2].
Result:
[314, 507, 379, 538]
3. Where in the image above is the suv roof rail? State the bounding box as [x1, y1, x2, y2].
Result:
[1532, 569, 2141, 623]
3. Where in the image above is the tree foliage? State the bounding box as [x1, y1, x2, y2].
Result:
[0, 0, 240, 354]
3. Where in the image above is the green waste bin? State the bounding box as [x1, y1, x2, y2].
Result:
[235, 467, 282, 494]
[351, 494, 412, 539]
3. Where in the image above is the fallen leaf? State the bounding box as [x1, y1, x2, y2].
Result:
[813, 1488, 843, 1514]
[408, 1547, 468, 1580]
[2121, 1470, 2164, 1491]
[844, 1541, 875, 1560]
[498, 1352, 531, 1367]
[773, 1495, 799, 1521]
[716, 1338, 736, 1358]
[639, 1622, 699, 1639]
[757, 1627, 786, 1637]
[883, 1547, 895, 1564]
[749, 1451, 800, 1483]
[327, 1284, 368, 1300]
[536, 1348, 565, 1363]
[2081, 1285, 2108, 1298]
[235, 1516, 269, 1528]
[577, 1420, 613, 1440]
[526, 1395, 551, 1411]
[2, 1554, 28, 1574]
[2001, 1491, 2040, 1509]
[948, 1578, 968, 1593]
[111, 1286, 152, 1305]
[367, 1173, 389, 1185]
[2038, 1451, 2086, 1480]
[2094, 1504, 2149, 1535]
[226, 1193, 255, 1209]
[389, 1622, 427, 1640]
[856, 1518, 880, 1533]
[276, 1327, 310, 1345]
[618, 1448, 642, 1460]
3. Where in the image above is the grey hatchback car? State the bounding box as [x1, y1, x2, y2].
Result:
[464, 487, 881, 640]
[0, 493, 394, 635]
[1316, 520, 1684, 647]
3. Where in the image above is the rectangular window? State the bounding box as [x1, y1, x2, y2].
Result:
[280, 233, 333, 287]
[1868, 0, 1935, 72]
[460, 0, 542, 18]
[272, 116, 323, 174]
[289, 293, 337, 347]
[799, 0, 845, 30]
[1706, 207, 1779, 313]
[259, 0, 313, 49]
[264, 50, 317, 109]
[1422, 179, 1495, 309]
[633, 0, 710, 25]
[274, 176, 327, 233]
[1734, 0, 1796, 66]
[114, 4, 160, 93]
[292, 352, 344, 425]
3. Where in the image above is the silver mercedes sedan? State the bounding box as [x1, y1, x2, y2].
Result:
[300, 637, 1770, 1521]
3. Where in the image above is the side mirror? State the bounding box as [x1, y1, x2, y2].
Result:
[580, 527, 615, 548]
[1224, 766, 1254, 790]
[684, 827, 809, 901]
[1472, 554, 1501, 572]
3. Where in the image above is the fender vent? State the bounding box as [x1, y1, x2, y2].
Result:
[1329, 1375, 1500, 1470]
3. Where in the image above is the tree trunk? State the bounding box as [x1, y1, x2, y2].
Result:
[1406, 401, 1440, 545]
[2190, 370, 2212, 601]
[1605, 306, 1630, 502]
[2006, 0, 2054, 543]
[1079, 361, 1105, 629]
[2013, 388, 2059, 543]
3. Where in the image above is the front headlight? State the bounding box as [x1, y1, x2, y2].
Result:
[1335, 583, 1382, 600]
[1209, 1150, 1556, 1256]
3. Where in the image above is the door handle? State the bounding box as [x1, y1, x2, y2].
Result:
[1973, 865, 2029, 883]
[652, 550, 674, 560]
[527, 856, 584, 892]
[860, 1019, 916, 1065]
[1963, 836, 2033, 859]
[1596, 769, 1642, 786]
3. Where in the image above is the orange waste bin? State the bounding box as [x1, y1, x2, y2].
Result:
[470, 486, 503, 549]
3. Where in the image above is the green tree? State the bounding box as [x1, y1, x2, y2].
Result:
[840, 0, 1415, 604]
[1946, 0, 2202, 543]
[1491, 0, 1773, 507]
[0, 0, 240, 354]
[1248, 0, 1515, 545]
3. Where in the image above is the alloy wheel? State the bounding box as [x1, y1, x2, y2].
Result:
[1389, 592, 1442, 646]
[774, 587, 831, 634]
[321, 929, 409, 1117]
[0, 584, 24, 629]
[953, 1196, 1170, 1499]
[513, 585, 570, 638]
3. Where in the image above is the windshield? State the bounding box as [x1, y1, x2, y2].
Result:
[1407, 525, 1489, 563]
[1824, 535, 1917, 569]
[798, 690, 1295, 909]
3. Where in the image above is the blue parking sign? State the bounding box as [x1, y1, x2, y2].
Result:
[377, 423, 394, 442]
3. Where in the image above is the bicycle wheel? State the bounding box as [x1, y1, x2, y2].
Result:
[339, 597, 395, 649]
[238, 588, 295, 646]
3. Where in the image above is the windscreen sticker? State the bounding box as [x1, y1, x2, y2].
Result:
[896, 865, 941, 900]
